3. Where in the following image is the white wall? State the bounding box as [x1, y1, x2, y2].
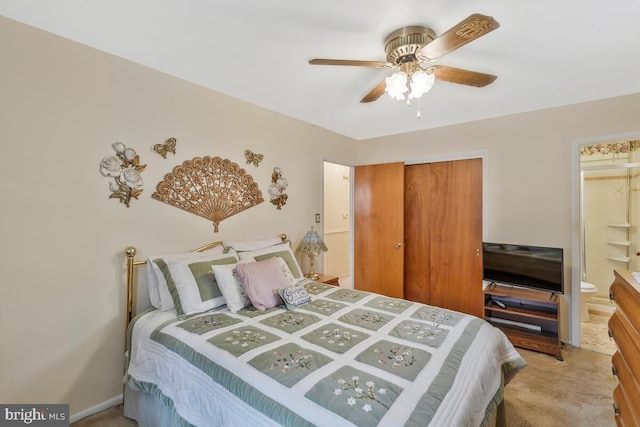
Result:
[580, 143, 640, 297]
[323, 162, 351, 234]
[582, 168, 634, 296]
[0, 16, 356, 417]
[323, 162, 350, 278]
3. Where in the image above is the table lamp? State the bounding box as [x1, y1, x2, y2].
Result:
[298, 226, 328, 280]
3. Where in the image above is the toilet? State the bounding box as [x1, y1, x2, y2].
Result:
[580, 281, 598, 320]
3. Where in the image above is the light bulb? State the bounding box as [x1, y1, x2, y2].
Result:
[408, 70, 435, 99]
[385, 72, 408, 100]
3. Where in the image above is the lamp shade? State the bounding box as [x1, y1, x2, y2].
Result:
[384, 71, 409, 100]
[408, 69, 435, 99]
[298, 226, 327, 280]
[385, 68, 435, 103]
[298, 226, 328, 254]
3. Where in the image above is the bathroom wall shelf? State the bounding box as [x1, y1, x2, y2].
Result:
[607, 221, 631, 266]
[607, 256, 630, 262]
[484, 283, 562, 360]
[607, 240, 631, 246]
[608, 222, 631, 228]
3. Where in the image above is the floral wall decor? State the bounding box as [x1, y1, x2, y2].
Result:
[99, 142, 145, 207]
[268, 167, 288, 210]
[153, 137, 177, 159]
[152, 156, 264, 232]
[244, 149, 264, 167]
[580, 140, 640, 160]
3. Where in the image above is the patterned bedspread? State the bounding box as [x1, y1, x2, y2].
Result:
[126, 281, 525, 427]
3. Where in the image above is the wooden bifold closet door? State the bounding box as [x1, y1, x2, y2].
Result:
[354, 158, 483, 318]
[353, 162, 405, 298]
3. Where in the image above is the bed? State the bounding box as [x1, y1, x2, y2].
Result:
[122, 236, 525, 427]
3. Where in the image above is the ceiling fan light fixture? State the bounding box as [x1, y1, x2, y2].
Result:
[408, 69, 435, 99]
[384, 71, 408, 100]
[385, 68, 435, 103]
[309, 14, 499, 106]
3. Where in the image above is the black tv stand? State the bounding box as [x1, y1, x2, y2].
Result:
[484, 283, 562, 360]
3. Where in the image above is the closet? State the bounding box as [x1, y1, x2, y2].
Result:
[354, 158, 483, 318]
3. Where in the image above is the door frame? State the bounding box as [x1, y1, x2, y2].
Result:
[570, 131, 640, 347]
[322, 158, 355, 287]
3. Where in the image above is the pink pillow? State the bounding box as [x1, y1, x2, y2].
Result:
[234, 257, 291, 310]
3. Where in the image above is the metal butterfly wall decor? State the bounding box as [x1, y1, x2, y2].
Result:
[153, 137, 177, 159]
[244, 149, 264, 167]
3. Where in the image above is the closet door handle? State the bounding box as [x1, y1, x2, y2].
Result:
[394, 242, 403, 248]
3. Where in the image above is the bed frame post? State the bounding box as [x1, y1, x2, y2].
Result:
[124, 246, 137, 351]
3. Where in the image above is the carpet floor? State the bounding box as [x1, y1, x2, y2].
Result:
[72, 346, 617, 426]
[504, 346, 616, 427]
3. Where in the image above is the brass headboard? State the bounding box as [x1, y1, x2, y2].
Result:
[123, 234, 287, 349]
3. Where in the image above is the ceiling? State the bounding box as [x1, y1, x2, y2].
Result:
[2, 1, 640, 140]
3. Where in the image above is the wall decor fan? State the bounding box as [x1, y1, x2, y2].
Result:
[309, 14, 499, 108]
[152, 156, 264, 232]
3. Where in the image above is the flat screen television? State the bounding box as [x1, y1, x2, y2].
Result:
[482, 242, 564, 294]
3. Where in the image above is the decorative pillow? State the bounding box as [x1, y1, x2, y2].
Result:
[153, 252, 238, 316]
[224, 237, 283, 252]
[237, 242, 303, 279]
[147, 247, 231, 311]
[234, 257, 291, 310]
[278, 286, 311, 310]
[211, 258, 255, 313]
[273, 256, 298, 286]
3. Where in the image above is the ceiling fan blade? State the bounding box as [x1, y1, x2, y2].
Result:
[429, 65, 497, 87]
[360, 80, 387, 103]
[309, 59, 391, 68]
[417, 14, 500, 61]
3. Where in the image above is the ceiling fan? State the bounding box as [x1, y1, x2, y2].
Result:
[309, 14, 500, 104]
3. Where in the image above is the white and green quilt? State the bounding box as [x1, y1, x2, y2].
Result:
[126, 282, 525, 427]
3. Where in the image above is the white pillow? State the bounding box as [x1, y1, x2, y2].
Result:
[149, 247, 235, 312]
[145, 262, 163, 309]
[147, 246, 227, 310]
[237, 242, 303, 279]
[223, 237, 283, 252]
[211, 258, 255, 313]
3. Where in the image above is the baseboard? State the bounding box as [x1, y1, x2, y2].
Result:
[69, 394, 123, 423]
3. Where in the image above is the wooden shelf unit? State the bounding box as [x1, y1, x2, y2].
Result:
[484, 283, 562, 360]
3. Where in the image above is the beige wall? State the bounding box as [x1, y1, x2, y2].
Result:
[0, 16, 356, 418]
[353, 94, 640, 341]
[5, 12, 640, 420]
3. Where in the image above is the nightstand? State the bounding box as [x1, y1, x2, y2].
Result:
[314, 273, 340, 286]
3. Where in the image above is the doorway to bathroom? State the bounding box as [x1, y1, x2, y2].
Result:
[579, 140, 640, 354]
[323, 161, 351, 287]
